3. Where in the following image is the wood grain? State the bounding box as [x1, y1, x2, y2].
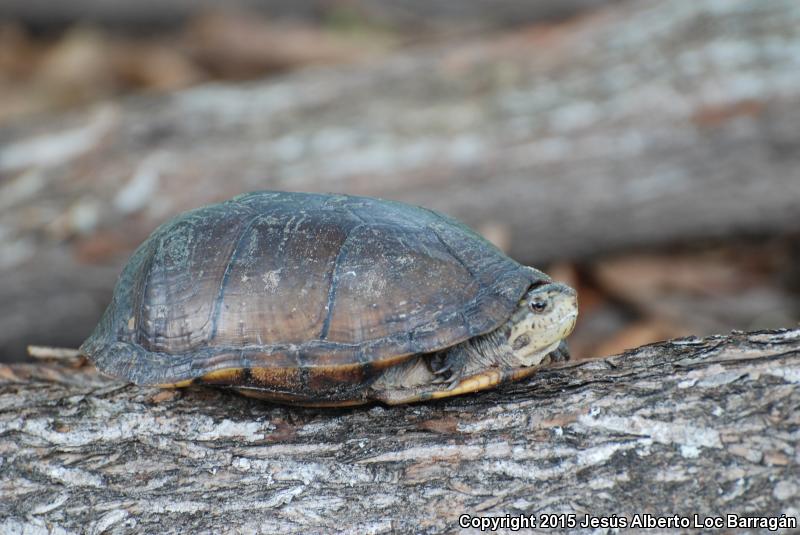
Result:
[1, 329, 799, 533]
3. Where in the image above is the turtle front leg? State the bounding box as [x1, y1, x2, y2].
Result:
[369, 342, 499, 404]
[375, 368, 507, 405]
[428, 346, 470, 390]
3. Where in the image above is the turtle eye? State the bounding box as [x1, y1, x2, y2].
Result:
[528, 298, 549, 313]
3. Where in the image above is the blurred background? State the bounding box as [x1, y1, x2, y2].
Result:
[1, 0, 799, 363]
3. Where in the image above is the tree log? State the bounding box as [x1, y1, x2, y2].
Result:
[1, 329, 798, 533]
[2, 0, 800, 358]
[0, 0, 614, 32]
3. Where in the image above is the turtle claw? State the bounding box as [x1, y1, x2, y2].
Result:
[431, 374, 462, 389]
[427, 352, 465, 390]
[432, 363, 451, 376]
[428, 353, 450, 376]
[445, 375, 462, 390]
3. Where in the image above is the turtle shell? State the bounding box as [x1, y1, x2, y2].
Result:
[81, 192, 548, 388]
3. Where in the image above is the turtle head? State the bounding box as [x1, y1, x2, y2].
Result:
[505, 282, 578, 367]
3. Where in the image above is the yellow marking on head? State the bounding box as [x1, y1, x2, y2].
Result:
[507, 282, 578, 366]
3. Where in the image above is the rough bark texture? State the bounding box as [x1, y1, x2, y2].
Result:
[0, 0, 615, 31]
[2, 0, 800, 358]
[1, 329, 799, 533]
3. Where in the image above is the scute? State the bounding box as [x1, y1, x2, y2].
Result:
[80, 192, 548, 385]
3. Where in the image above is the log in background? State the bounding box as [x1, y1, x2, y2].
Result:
[0, 0, 615, 31]
[2, 0, 800, 358]
[1, 329, 799, 533]
[1, 1, 799, 531]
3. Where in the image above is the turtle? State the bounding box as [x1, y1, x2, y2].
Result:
[80, 191, 578, 406]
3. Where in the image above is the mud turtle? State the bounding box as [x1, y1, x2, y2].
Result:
[81, 191, 577, 405]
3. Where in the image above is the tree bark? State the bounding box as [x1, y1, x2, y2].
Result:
[1, 329, 798, 533]
[2, 0, 800, 358]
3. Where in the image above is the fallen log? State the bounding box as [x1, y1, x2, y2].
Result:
[2, 0, 800, 359]
[0, 0, 614, 32]
[0, 329, 798, 533]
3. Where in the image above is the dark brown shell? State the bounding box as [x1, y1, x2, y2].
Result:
[81, 192, 547, 386]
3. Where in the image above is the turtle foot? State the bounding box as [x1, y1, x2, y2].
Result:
[374, 368, 506, 405]
[428, 349, 468, 390]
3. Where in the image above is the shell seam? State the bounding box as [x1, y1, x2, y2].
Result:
[427, 224, 478, 279]
[209, 211, 268, 341]
[319, 222, 366, 340]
